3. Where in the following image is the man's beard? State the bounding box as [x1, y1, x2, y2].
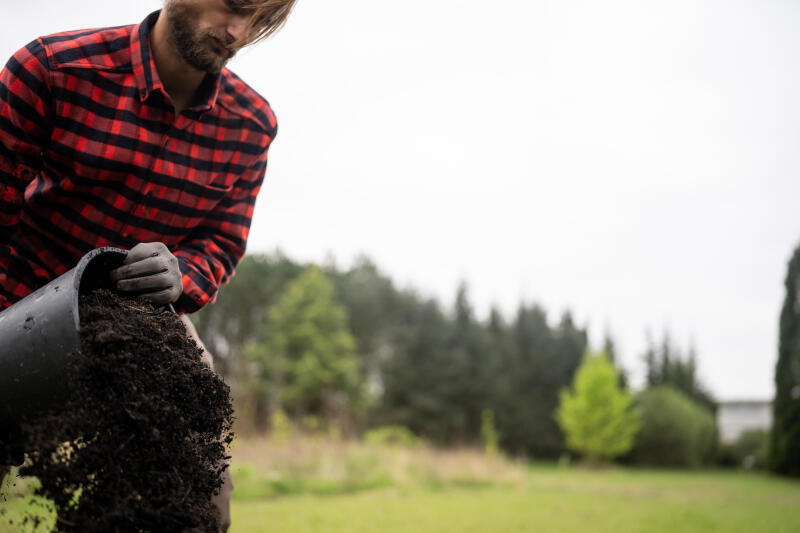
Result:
[165, 0, 236, 73]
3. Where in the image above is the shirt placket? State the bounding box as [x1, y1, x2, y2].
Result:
[153, 112, 192, 237]
[126, 106, 180, 242]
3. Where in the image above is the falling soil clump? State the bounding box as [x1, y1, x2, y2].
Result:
[9, 289, 233, 532]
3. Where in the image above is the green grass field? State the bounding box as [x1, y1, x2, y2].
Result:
[229, 467, 800, 533]
[3, 438, 800, 533]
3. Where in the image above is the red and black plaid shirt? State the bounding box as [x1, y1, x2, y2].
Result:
[0, 10, 276, 313]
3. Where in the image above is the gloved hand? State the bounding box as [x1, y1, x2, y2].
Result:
[110, 242, 183, 305]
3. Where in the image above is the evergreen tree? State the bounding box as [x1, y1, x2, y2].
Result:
[499, 304, 554, 456]
[245, 266, 363, 426]
[378, 298, 456, 441]
[495, 306, 586, 458]
[603, 332, 628, 389]
[448, 283, 494, 441]
[770, 243, 800, 476]
[642, 331, 716, 412]
[193, 252, 304, 377]
[556, 351, 640, 461]
[378, 284, 495, 445]
[326, 257, 401, 396]
[643, 331, 659, 387]
[486, 305, 515, 441]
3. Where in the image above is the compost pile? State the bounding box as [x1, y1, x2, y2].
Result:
[11, 289, 233, 532]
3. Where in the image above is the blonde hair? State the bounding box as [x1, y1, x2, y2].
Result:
[228, 0, 298, 47]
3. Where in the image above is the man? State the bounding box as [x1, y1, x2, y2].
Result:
[0, 0, 297, 530]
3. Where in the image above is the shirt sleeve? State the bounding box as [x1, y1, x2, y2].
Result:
[173, 134, 274, 314]
[0, 39, 52, 245]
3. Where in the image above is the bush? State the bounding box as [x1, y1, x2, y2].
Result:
[720, 429, 769, 470]
[629, 386, 717, 467]
[364, 426, 421, 449]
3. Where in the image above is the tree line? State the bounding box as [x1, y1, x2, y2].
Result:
[192, 252, 589, 457]
[193, 252, 741, 464]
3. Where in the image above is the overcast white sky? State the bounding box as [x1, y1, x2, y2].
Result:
[3, 0, 799, 400]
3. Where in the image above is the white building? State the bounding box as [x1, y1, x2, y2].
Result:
[717, 400, 772, 444]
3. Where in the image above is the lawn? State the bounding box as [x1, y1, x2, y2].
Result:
[229, 467, 800, 533]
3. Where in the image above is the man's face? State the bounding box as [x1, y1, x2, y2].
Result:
[164, 0, 251, 73]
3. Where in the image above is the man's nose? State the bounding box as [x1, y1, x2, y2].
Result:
[226, 14, 250, 43]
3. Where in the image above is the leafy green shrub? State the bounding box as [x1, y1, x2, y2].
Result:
[630, 386, 717, 467]
[364, 425, 420, 449]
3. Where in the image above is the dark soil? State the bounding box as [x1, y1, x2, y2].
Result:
[7, 289, 233, 532]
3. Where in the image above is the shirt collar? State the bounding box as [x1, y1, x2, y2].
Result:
[130, 10, 222, 112]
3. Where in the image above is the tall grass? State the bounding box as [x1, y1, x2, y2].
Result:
[230, 432, 527, 500]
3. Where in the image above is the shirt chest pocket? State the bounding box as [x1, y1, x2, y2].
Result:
[165, 171, 235, 233]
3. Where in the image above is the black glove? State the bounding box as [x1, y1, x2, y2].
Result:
[110, 242, 183, 305]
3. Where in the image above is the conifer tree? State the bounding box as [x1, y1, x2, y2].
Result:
[604, 332, 628, 389]
[642, 331, 716, 412]
[245, 266, 362, 424]
[770, 243, 800, 476]
[556, 351, 640, 462]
